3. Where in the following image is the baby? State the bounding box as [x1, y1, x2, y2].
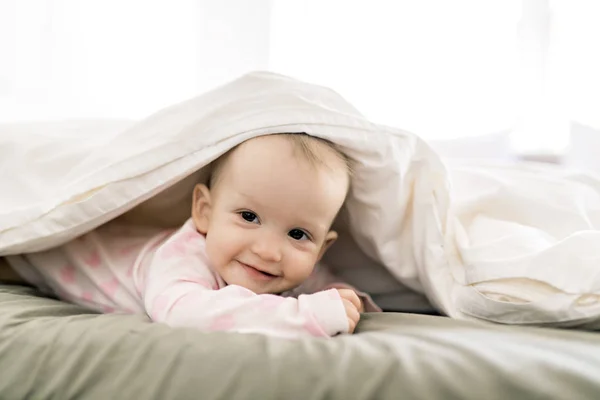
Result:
[0, 133, 379, 338]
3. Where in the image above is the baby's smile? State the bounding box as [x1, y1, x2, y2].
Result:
[236, 260, 281, 281]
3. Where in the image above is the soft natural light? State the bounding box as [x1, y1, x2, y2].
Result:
[548, 0, 600, 130]
[1, 0, 599, 155]
[0, 0, 270, 121]
[269, 0, 522, 141]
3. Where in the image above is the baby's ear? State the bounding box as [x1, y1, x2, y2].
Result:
[317, 231, 338, 262]
[192, 184, 212, 234]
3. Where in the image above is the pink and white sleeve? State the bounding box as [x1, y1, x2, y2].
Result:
[141, 229, 349, 338]
[146, 282, 349, 339]
[286, 264, 382, 312]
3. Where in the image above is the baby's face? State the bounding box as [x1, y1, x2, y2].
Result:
[192, 135, 349, 294]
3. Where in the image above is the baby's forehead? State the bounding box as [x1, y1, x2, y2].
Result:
[211, 134, 350, 195]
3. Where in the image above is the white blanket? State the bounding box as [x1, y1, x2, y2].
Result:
[1, 71, 599, 327]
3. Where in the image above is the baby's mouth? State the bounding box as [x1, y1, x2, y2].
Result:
[238, 261, 280, 280]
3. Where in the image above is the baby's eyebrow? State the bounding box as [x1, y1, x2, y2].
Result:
[235, 191, 261, 204]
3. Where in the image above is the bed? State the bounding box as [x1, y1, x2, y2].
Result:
[1, 283, 599, 399]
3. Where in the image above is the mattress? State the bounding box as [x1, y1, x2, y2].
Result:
[1, 283, 599, 399]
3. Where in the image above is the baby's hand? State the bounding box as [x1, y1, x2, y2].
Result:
[337, 289, 361, 333]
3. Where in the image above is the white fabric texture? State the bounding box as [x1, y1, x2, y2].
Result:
[1, 71, 599, 327]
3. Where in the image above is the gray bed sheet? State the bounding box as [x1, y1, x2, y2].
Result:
[1, 283, 599, 400]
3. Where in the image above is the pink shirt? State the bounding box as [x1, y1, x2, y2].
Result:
[8, 219, 378, 338]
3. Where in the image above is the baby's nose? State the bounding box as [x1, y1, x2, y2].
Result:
[250, 234, 282, 262]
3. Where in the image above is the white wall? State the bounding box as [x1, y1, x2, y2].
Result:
[430, 124, 600, 177]
[0, 0, 272, 121]
[565, 123, 600, 174]
[268, 0, 521, 142]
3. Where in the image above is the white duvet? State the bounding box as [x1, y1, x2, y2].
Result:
[1, 71, 599, 327]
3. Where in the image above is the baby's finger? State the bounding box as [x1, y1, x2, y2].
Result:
[345, 291, 362, 311]
[343, 299, 360, 323]
[347, 317, 356, 333]
[357, 298, 365, 313]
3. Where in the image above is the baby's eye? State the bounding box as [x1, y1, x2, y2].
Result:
[239, 211, 259, 224]
[288, 229, 309, 241]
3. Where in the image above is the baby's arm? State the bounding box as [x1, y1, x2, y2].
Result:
[145, 283, 349, 338]
[141, 252, 349, 338]
[285, 264, 382, 313]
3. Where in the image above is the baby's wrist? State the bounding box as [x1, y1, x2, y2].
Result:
[299, 290, 349, 335]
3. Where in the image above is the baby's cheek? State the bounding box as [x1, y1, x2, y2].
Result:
[205, 234, 232, 269]
[284, 255, 317, 286]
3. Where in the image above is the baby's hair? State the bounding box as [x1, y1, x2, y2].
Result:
[208, 133, 353, 189]
[285, 133, 354, 176]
